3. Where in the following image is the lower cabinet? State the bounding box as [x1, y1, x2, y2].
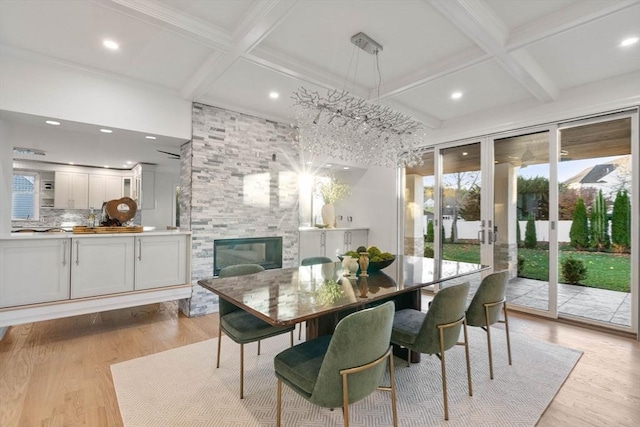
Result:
[0, 239, 70, 307]
[134, 235, 187, 290]
[299, 229, 369, 263]
[71, 237, 135, 298]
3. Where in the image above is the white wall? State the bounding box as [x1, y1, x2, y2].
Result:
[335, 165, 398, 254]
[0, 120, 14, 234]
[0, 50, 191, 139]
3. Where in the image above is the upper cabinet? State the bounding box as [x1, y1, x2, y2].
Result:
[88, 174, 124, 209]
[132, 164, 156, 210]
[54, 172, 88, 209]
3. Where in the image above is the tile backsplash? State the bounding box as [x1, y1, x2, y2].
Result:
[12, 208, 141, 229]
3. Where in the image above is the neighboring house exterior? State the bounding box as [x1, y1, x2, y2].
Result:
[564, 156, 631, 200]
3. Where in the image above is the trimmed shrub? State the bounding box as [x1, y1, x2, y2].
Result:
[611, 190, 630, 252]
[524, 214, 537, 249]
[590, 189, 609, 251]
[425, 220, 434, 243]
[561, 256, 587, 285]
[424, 244, 434, 258]
[516, 220, 522, 248]
[569, 197, 589, 250]
[517, 255, 525, 276]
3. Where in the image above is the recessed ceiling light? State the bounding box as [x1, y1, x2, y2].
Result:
[343, 166, 350, 170]
[145, 135, 156, 140]
[100, 129, 113, 133]
[451, 91, 463, 100]
[45, 120, 60, 126]
[325, 164, 332, 168]
[104, 165, 110, 169]
[103, 39, 119, 50]
[69, 162, 74, 165]
[620, 37, 639, 47]
[126, 161, 133, 164]
[462, 152, 468, 156]
[269, 92, 280, 99]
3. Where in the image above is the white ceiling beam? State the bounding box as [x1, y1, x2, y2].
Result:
[180, 0, 299, 100]
[508, 0, 640, 49]
[430, 0, 558, 102]
[102, 0, 233, 50]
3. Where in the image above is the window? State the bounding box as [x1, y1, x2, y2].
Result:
[12, 172, 39, 220]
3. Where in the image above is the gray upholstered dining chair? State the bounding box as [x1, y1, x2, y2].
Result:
[465, 270, 512, 379]
[274, 301, 397, 427]
[217, 264, 295, 399]
[298, 256, 334, 339]
[390, 282, 472, 421]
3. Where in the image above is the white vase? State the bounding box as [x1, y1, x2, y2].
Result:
[321, 203, 336, 227]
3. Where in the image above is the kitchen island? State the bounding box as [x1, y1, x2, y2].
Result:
[0, 230, 191, 332]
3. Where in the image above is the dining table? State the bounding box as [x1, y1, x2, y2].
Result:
[198, 255, 489, 360]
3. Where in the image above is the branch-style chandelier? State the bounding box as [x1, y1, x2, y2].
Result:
[291, 32, 425, 169]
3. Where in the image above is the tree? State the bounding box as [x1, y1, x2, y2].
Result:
[425, 220, 434, 243]
[611, 190, 630, 252]
[524, 214, 537, 249]
[590, 189, 609, 251]
[459, 184, 481, 220]
[558, 185, 597, 220]
[442, 171, 480, 243]
[517, 176, 549, 220]
[569, 197, 589, 250]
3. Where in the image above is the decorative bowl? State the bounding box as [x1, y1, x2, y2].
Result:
[337, 255, 396, 273]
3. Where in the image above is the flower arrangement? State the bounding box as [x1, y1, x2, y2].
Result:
[317, 176, 351, 204]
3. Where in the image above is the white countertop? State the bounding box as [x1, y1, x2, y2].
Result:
[1, 230, 191, 240]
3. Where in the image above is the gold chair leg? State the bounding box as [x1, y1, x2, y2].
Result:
[503, 303, 512, 365]
[290, 330, 294, 347]
[298, 323, 302, 340]
[463, 319, 473, 396]
[276, 378, 282, 427]
[257, 340, 261, 356]
[485, 304, 494, 380]
[216, 323, 222, 369]
[438, 327, 449, 421]
[388, 353, 398, 427]
[342, 371, 349, 427]
[406, 349, 411, 367]
[240, 343, 244, 399]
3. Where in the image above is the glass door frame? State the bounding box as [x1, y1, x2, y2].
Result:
[487, 124, 559, 319]
[555, 110, 638, 333]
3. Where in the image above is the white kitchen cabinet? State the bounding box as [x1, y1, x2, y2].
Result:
[132, 164, 156, 210]
[89, 174, 123, 209]
[71, 237, 134, 298]
[54, 171, 88, 209]
[299, 229, 368, 263]
[134, 234, 187, 290]
[0, 239, 70, 307]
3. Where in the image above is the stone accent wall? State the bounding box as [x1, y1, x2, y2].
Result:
[180, 103, 300, 317]
[495, 242, 517, 279]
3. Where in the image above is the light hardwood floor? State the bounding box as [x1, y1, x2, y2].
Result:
[1, 301, 639, 426]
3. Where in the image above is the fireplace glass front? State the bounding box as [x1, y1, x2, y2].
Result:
[213, 236, 283, 276]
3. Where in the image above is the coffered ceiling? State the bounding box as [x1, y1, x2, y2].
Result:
[1, 0, 639, 170]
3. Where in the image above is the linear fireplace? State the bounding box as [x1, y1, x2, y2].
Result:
[213, 236, 283, 276]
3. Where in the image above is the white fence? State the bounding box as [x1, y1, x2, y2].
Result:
[426, 219, 578, 243]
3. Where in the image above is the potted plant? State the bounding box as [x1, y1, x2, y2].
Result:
[317, 176, 350, 227]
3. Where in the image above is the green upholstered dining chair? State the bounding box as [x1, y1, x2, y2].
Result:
[391, 282, 472, 421]
[465, 270, 512, 379]
[217, 264, 295, 399]
[274, 301, 397, 427]
[298, 256, 334, 339]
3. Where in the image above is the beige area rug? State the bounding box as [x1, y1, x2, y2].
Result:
[111, 327, 582, 426]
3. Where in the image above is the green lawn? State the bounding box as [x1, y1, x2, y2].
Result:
[437, 243, 630, 293]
